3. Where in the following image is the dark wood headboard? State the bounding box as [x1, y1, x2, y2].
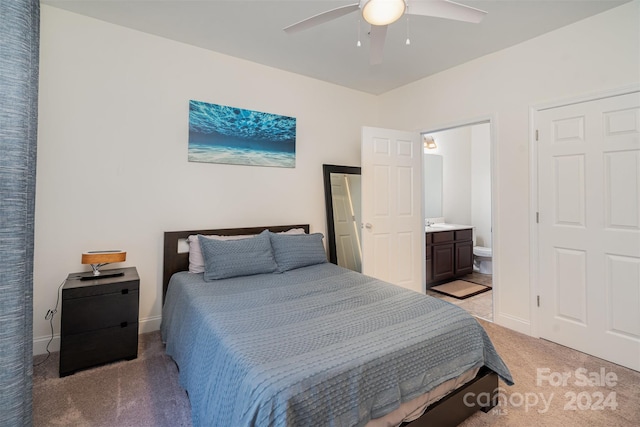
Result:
[162, 224, 309, 303]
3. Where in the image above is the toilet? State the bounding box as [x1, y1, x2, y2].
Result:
[473, 246, 492, 274]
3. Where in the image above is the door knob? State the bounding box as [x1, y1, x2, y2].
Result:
[364, 223, 373, 229]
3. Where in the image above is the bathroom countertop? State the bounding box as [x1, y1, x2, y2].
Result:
[425, 224, 474, 233]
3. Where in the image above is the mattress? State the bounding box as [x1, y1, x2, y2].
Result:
[161, 263, 512, 427]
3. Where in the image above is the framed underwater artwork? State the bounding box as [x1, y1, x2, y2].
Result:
[188, 100, 296, 168]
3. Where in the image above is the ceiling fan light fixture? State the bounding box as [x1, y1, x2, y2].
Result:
[362, 0, 406, 26]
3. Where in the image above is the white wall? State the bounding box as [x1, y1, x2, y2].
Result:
[471, 123, 491, 248]
[34, 6, 377, 353]
[424, 127, 472, 225]
[34, 2, 640, 351]
[425, 123, 491, 247]
[423, 153, 443, 219]
[378, 1, 640, 334]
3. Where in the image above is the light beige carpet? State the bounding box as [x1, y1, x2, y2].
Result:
[33, 325, 640, 426]
[33, 332, 191, 427]
[460, 319, 640, 426]
[431, 280, 491, 299]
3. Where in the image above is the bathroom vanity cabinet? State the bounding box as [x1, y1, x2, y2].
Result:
[426, 227, 473, 288]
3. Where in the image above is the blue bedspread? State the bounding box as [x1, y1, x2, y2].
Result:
[161, 263, 513, 427]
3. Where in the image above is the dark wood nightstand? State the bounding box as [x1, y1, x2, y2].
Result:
[59, 266, 139, 377]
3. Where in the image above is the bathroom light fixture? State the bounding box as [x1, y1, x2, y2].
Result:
[423, 135, 437, 149]
[80, 250, 126, 280]
[362, 0, 406, 26]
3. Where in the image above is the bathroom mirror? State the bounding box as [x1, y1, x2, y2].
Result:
[424, 154, 443, 219]
[322, 164, 362, 272]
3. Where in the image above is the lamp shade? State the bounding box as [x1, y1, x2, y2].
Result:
[362, 0, 406, 26]
[80, 250, 127, 279]
[81, 250, 126, 265]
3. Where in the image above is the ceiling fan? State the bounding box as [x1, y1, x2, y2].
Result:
[283, 0, 487, 65]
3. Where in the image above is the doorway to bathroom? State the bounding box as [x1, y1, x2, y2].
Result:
[422, 120, 494, 322]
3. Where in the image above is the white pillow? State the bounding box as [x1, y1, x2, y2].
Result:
[187, 227, 306, 273]
[279, 228, 306, 235]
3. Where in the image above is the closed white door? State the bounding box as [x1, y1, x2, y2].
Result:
[537, 91, 640, 371]
[330, 173, 362, 272]
[361, 126, 424, 293]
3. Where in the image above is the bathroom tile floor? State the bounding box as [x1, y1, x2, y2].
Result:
[427, 273, 493, 321]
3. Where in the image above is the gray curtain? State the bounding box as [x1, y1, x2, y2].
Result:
[0, 0, 39, 425]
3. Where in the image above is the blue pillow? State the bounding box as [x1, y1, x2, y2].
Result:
[269, 231, 327, 272]
[198, 230, 277, 280]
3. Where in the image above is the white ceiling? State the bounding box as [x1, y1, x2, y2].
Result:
[42, 0, 630, 95]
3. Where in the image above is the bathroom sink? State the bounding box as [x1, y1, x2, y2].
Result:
[425, 223, 474, 232]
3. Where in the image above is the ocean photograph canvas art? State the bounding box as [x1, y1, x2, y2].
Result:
[188, 100, 296, 168]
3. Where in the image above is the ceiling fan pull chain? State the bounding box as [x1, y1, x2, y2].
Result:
[357, 18, 362, 47]
[405, 16, 411, 46]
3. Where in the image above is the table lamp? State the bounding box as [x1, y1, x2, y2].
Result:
[80, 250, 127, 280]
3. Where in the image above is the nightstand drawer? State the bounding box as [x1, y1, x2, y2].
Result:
[59, 322, 138, 377]
[62, 290, 139, 335]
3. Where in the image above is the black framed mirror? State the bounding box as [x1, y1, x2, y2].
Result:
[322, 164, 362, 272]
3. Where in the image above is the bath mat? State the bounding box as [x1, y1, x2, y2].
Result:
[430, 280, 491, 299]
[461, 273, 492, 288]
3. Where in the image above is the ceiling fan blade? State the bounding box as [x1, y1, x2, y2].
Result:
[406, 0, 487, 24]
[369, 24, 388, 65]
[283, 3, 360, 34]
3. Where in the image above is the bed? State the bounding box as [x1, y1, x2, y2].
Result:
[160, 225, 513, 427]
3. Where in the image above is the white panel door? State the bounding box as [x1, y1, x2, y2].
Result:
[361, 127, 423, 292]
[537, 91, 640, 371]
[330, 173, 362, 272]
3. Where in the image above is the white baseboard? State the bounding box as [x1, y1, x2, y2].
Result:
[33, 315, 162, 356]
[139, 315, 162, 334]
[494, 312, 532, 336]
[33, 333, 61, 356]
